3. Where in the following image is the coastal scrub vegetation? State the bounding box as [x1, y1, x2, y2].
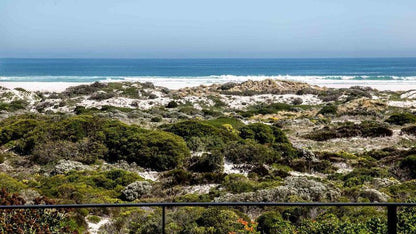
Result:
[1, 80, 416, 232]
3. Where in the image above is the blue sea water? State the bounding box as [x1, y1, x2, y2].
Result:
[1, 58, 416, 88]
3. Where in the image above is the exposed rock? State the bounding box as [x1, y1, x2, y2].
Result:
[360, 188, 390, 202]
[215, 176, 340, 202]
[53, 160, 91, 174]
[121, 181, 152, 201]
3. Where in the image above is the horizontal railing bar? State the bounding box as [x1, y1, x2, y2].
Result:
[0, 202, 416, 209]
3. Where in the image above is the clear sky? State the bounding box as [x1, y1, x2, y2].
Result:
[1, 0, 415, 58]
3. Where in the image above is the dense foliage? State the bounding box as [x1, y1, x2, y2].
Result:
[0, 189, 80, 233]
[0, 115, 190, 171]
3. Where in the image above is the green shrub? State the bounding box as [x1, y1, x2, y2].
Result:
[0, 100, 29, 111]
[306, 121, 392, 141]
[205, 117, 245, 129]
[162, 120, 238, 150]
[87, 215, 101, 224]
[0, 173, 27, 193]
[165, 169, 225, 186]
[0, 189, 80, 233]
[241, 102, 293, 117]
[222, 174, 256, 193]
[178, 106, 201, 115]
[222, 140, 280, 164]
[401, 155, 416, 178]
[196, 208, 240, 234]
[257, 211, 295, 234]
[0, 119, 43, 144]
[189, 152, 223, 173]
[332, 167, 389, 187]
[150, 116, 162, 122]
[239, 123, 290, 144]
[39, 169, 141, 203]
[318, 104, 338, 115]
[385, 113, 416, 125]
[166, 101, 178, 108]
[104, 129, 190, 171]
[32, 139, 107, 164]
[401, 125, 416, 136]
[0, 115, 190, 171]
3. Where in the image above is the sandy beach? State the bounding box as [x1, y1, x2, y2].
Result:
[0, 82, 90, 92]
[1, 80, 416, 92]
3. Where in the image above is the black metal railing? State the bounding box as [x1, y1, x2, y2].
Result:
[1, 202, 415, 234]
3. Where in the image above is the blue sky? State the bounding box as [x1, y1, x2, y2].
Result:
[1, 0, 415, 58]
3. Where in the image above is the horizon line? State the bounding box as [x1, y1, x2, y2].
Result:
[1, 56, 416, 60]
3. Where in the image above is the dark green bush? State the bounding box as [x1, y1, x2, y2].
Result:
[318, 104, 338, 115]
[166, 101, 178, 108]
[189, 152, 223, 173]
[222, 174, 256, 193]
[104, 128, 190, 171]
[0, 119, 42, 145]
[306, 121, 392, 141]
[196, 208, 240, 234]
[162, 120, 238, 150]
[401, 125, 416, 136]
[222, 140, 280, 164]
[0, 189, 80, 233]
[257, 211, 295, 234]
[385, 113, 416, 125]
[205, 117, 245, 129]
[239, 123, 290, 144]
[31, 139, 107, 164]
[400, 155, 416, 178]
[241, 102, 293, 117]
[0, 115, 189, 171]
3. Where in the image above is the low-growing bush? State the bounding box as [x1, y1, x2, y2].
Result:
[257, 211, 295, 234]
[221, 140, 280, 164]
[400, 155, 416, 179]
[222, 174, 256, 193]
[189, 152, 224, 173]
[241, 102, 294, 117]
[162, 120, 238, 150]
[166, 101, 179, 108]
[306, 121, 393, 141]
[0, 188, 80, 233]
[385, 113, 416, 125]
[401, 125, 416, 136]
[104, 129, 190, 171]
[318, 104, 338, 115]
[239, 123, 290, 144]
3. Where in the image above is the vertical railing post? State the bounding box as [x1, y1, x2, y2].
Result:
[162, 205, 166, 234]
[387, 205, 397, 234]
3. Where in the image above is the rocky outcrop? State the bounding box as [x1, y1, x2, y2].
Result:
[121, 181, 152, 201]
[215, 176, 340, 202]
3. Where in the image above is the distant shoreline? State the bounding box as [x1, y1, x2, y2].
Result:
[1, 80, 416, 92]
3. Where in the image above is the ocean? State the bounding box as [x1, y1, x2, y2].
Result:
[1, 58, 416, 89]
